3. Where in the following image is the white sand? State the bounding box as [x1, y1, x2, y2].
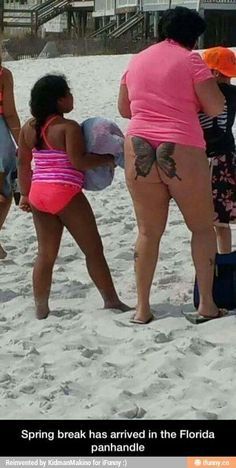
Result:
[0, 54, 236, 420]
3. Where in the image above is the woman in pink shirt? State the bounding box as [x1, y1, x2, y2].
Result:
[118, 7, 225, 324]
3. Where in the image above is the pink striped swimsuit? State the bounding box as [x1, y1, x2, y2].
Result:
[29, 116, 84, 214]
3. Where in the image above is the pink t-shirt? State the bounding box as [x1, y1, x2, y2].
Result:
[121, 40, 213, 148]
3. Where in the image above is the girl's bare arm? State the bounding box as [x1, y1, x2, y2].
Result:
[65, 121, 114, 170]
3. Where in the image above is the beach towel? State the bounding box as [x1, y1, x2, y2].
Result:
[0, 116, 17, 197]
[81, 117, 124, 191]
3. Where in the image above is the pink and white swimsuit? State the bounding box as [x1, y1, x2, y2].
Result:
[29, 116, 84, 214]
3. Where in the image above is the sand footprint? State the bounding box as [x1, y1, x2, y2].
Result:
[0, 289, 19, 303]
[114, 319, 134, 328]
[154, 332, 174, 344]
[186, 337, 216, 356]
[50, 309, 80, 319]
[116, 405, 146, 419]
[19, 384, 36, 394]
[114, 251, 133, 261]
[0, 373, 13, 385]
[0, 244, 7, 259]
[159, 275, 180, 286]
[193, 409, 218, 420]
[169, 219, 184, 226]
[81, 346, 103, 359]
[0, 325, 11, 334]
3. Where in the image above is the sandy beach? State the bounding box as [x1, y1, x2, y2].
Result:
[0, 53, 236, 420]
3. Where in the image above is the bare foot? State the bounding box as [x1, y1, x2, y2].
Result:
[198, 302, 223, 318]
[131, 306, 153, 323]
[104, 301, 133, 312]
[0, 243, 7, 260]
[36, 306, 50, 320]
[130, 314, 153, 324]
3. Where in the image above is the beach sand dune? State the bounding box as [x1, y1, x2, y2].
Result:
[0, 55, 235, 419]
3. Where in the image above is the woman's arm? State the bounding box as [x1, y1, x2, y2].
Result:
[195, 78, 225, 117]
[118, 84, 131, 119]
[18, 125, 33, 197]
[2, 68, 21, 144]
[65, 121, 114, 171]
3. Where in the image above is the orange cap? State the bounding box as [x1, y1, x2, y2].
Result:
[203, 46, 236, 78]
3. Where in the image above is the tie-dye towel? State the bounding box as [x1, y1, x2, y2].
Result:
[81, 117, 124, 191]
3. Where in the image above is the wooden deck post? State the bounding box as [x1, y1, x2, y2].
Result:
[31, 10, 38, 36]
[0, 0, 4, 33]
[82, 11, 87, 37]
[153, 11, 159, 39]
[67, 8, 72, 37]
[144, 11, 149, 39]
[198, 8, 205, 48]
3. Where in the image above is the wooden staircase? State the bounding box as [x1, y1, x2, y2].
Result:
[3, 0, 71, 34]
[33, 0, 71, 30]
[108, 12, 144, 38]
[89, 19, 116, 37]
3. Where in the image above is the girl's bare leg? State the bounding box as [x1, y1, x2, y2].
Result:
[215, 225, 232, 253]
[32, 209, 63, 319]
[59, 192, 130, 311]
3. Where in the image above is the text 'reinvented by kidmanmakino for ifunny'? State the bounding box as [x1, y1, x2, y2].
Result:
[21, 429, 215, 454]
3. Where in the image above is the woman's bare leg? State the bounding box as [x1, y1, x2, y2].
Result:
[32, 209, 63, 319]
[59, 192, 130, 311]
[215, 225, 232, 253]
[0, 172, 12, 259]
[127, 179, 170, 323]
[124, 136, 170, 322]
[159, 143, 219, 318]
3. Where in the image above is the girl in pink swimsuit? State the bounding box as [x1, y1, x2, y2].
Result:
[18, 74, 130, 319]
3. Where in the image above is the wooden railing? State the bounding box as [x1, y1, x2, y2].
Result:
[3, 0, 71, 32]
[108, 11, 144, 37]
[116, 0, 139, 7]
[141, 0, 196, 5]
[203, 0, 235, 2]
[32, 0, 70, 29]
[89, 19, 116, 36]
[141, 0, 236, 6]
[3, 8, 32, 28]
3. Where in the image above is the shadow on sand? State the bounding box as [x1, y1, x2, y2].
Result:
[151, 302, 194, 320]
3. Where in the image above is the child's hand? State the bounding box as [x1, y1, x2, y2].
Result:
[106, 154, 116, 169]
[19, 195, 31, 212]
[0, 194, 7, 203]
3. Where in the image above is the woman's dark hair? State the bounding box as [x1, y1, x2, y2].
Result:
[30, 74, 70, 149]
[158, 7, 206, 50]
